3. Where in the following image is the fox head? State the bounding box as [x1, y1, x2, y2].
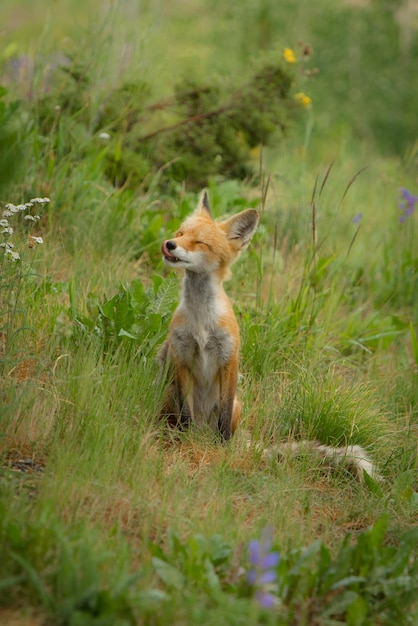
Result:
[162, 191, 259, 279]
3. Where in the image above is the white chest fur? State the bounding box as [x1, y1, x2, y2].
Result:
[169, 271, 236, 427]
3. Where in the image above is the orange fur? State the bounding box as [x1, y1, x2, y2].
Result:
[159, 191, 259, 439]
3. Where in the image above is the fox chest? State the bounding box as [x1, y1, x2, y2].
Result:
[169, 323, 235, 378]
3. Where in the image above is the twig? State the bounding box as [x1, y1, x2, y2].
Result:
[138, 105, 233, 142]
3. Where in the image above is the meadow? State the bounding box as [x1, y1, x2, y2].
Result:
[0, 0, 417, 624]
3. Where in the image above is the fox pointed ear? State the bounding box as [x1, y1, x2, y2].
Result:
[224, 209, 259, 250]
[196, 190, 212, 217]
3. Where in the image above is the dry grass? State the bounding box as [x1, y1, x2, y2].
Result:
[0, 609, 47, 626]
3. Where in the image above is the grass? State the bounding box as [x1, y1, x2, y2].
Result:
[1, 0, 417, 624]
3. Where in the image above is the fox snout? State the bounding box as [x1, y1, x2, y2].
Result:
[162, 240, 178, 262]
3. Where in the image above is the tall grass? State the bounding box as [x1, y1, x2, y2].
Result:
[0, 1, 417, 624]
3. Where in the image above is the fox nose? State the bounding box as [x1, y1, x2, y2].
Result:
[162, 240, 177, 257]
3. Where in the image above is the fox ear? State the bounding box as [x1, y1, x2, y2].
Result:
[224, 209, 259, 249]
[195, 190, 212, 217]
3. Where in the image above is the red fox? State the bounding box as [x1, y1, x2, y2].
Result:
[158, 190, 259, 440]
[158, 191, 380, 481]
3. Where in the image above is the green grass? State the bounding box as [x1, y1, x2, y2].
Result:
[1, 1, 417, 624]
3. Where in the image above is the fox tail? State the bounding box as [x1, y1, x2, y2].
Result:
[246, 438, 382, 482]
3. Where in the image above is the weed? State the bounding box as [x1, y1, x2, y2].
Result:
[0, 197, 48, 372]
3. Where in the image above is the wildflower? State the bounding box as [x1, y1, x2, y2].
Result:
[29, 236, 44, 245]
[352, 213, 363, 224]
[0, 196, 48, 259]
[399, 187, 417, 223]
[283, 48, 296, 63]
[98, 131, 111, 141]
[247, 529, 280, 609]
[29, 197, 50, 205]
[294, 92, 312, 109]
[4, 248, 20, 261]
[5, 203, 19, 213]
[24, 215, 41, 222]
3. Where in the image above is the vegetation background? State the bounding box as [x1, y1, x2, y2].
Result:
[0, 0, 417, 624]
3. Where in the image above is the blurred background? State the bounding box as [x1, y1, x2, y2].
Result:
[1, 0, 418, 156]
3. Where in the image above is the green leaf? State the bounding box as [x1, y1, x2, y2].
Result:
[11, 552, 54, 611]
[129, 280, 146, 309]
[329, 575, 366, 591]
[0, 573, 25, 590]
[410, 322, 418, 366]
[152, 557, 184, 590]
[363, 470, 384, 497]
[152, 274, 163, 292]
[118, 328, 137, 340]
[74, 315, 97, 332]
[150, 276, 178, 316]
[207, 534, 233, 566]
[137, 588, 169, 609]
[203, 557, 221, 592]
[346, 594, 368, 626]
[147, 313, 163, 332]
[99, 294, 120, 320]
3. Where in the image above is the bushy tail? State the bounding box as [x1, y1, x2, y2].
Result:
[244, 437, 381, 482]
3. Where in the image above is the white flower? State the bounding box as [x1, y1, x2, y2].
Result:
[24, 215, 40, 221]
[98, 132, 111, 141]
[2, 210, 13, 218]
[29, 236, 44, 245]
[4, 248, 20, 261]
[5, 204, 19, 213]
[0, 241, 14, 249]
[1, 227, 13, 235]
[0, 219, 9, 227]
[30, 197, 50, 204]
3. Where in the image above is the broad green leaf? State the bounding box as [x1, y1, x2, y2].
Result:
[152, 557, 184, 590]
[118, 328, 137, 340]
[346, 594, 368, 626]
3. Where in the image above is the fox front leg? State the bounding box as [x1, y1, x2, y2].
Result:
[173, 364, 194, 428]
[159, 344, 192, 430]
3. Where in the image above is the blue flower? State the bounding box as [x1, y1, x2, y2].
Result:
[247, 529, 280, 608]
[352, 212, 363, 224]
[399, 188, 418, 223]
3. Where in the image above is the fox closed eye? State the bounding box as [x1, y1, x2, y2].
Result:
[195, 240, 211, 249]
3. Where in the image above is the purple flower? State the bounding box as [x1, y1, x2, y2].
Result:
[256, 589, 277, 608]
[352, 212, 363, 224]
[246, 529, 280, 609]
[399, 188, 418, 223]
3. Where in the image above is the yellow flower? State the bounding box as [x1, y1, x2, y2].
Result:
[294, 92, 312, 109]
[283, 48, 296, 63]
